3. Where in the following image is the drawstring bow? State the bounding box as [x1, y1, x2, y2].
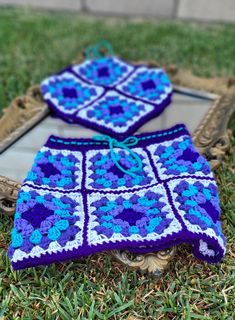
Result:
[92, 135, 143, 177]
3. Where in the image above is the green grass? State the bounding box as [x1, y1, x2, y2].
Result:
[0, 7, 235, 320]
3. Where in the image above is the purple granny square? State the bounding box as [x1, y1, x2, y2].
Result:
[8, 124, 226, 270]
[40, 57, 172, 137]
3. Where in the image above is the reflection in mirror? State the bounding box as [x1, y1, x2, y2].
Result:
[0, 87, 218, 183]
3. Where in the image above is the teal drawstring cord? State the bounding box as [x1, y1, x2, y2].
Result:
[84, 40, 114, 60]
[92, 135, 143, 177]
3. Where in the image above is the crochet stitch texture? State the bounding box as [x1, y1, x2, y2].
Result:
[8, 124, 226, 270]
[40, 57, 172, 137]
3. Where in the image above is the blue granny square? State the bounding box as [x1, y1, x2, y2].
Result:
[41, 56, 172, 137]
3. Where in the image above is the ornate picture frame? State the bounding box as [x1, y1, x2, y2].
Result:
[0, 57, 235, 276]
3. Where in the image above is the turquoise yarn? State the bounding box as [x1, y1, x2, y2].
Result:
[93, 135, 143, 177]
[55, 219, 69, 231]
[12, 230, 23, 248]
[84, 40, 114, 60]
[30, 230, 42, 245]
[48, 227, 61, 241]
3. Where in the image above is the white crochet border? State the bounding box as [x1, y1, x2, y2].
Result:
[146, 135, 214, 180]
[24, 146, 83, 191]
[86, 184, 182, 246]
[116, 66, 172, 104]
[76, 90, 154, 133]
[167, 177, 226, 255]
[85, 147, 156, 192]
[72, 56, 134, 87]
[41, 72, 104, 115]
[11, 186, 85, 263]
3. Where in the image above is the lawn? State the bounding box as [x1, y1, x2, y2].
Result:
[0, 7, 235, 320]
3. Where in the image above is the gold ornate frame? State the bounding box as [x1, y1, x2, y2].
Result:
[0, 58, 235, 276]
[0, 86, 49, 154]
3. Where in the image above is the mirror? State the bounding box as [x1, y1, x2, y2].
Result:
[0, 86, 218, 182]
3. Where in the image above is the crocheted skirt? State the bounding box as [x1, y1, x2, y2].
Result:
[8, 124, 226, 270]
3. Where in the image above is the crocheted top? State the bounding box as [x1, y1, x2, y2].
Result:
[40, 56, 172, 138]
[8, 124, 226, 270]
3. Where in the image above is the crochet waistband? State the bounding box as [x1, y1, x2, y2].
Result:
[45, 124, 190, 151]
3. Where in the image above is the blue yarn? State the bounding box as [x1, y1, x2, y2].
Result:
[107, 201, 117, 209]
[53, 198, 69, 209]
[14, 212, 22, 219]
[36, 196, 45, 204]
[54, 209, 71, 217]
[100, 206, 111, 212]
[55, 219, 69, 231]
[101, 222, 113, 229]
[132, 176, 143, 185]
[48, 227, 61, 241]
[30, 230, 42, 245]
[27, 171, 37, 181]
[192, 163, 202, 170]
[20, 192, 31, 201]
[123, 200, 132, 209]
[138, 197, 155, 207]
[102, 215, 113, 221]
[96, 178, 106, 185]
[149, 217, 162, 227]
[61, 169, 72, 175]
[129, 226, 140, 234]
[112, 225, 122, 233]
[117, 178, 126, 186]
[42, 178, 50, 185]
[103, 180, 112, 188]
[56, 178, 72, 187]
[203, 188, 212, 200]
[48, 155, 56, 163]
[179, 140, 189, 150]
[95, 169, 107, 175]
[12, 231, 23, 248]
[146, 208, 160, 216]
[189, 209, 212, 227]
[182, 185, 198, 197]
[185, 200, 197, 207]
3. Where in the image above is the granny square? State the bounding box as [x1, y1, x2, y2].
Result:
[73, 56, 133, 86]
[86, 185, 182, 247]
[116, 67, 172, 103]
[41, 72, 104, 116]
[8, 124, 226, 270]
[25, 147, 83, 190]
[147, 135, 213, 180]
[40, 56, 172, 137]
[9, 187, 84, 266]
[77, 90, 155, 135]
[85, 146, 155, 190]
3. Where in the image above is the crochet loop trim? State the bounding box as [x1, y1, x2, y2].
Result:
[49, 126, 184, 146]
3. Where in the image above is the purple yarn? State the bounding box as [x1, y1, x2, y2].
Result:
[8, 124, 226, 270]
[40, 56, 173, 138]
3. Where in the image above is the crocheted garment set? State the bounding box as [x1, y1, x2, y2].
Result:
[41, 56, 172, 137]
[8, 51, 226, 270]
[8, 124, 226, 270]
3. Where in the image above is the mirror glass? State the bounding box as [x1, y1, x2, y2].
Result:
[0, 87, 214, 182]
